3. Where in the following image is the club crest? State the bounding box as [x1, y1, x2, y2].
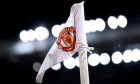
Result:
[56, 26, 76, 52]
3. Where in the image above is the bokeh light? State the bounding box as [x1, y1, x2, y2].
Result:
[112, 51, 123, 64]
[123, 50, 132, 63]
[51, 63, 61, 70]
[34, 26, 49, 41]
[88, 53, 100, 66]
[28, 29, 35, 41]
[107, 16, 118, 29]
[118, 15, 127, 28]
[100, 53, 110, 65]
[132, 48, 140, 62]
[95, 18, 106, 32]
[33, 62, 41, 72]
[63, 57, 75, 69]
[19, 30, 29, 42]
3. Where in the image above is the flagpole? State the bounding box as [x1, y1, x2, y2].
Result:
[79, 50, 89, 84]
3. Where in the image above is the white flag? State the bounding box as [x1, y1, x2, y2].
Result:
[36, 1, 92, 83]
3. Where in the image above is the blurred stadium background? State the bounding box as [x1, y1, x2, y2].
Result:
[0, 0, 140, 84]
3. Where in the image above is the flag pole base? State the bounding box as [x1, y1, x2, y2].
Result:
[79, 50, 90, 84]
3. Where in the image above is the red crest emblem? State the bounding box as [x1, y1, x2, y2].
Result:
[56, 26, 76, 52]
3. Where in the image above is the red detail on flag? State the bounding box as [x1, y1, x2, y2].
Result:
[56, 26, 76, 52]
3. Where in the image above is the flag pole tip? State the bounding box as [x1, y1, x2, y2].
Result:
[81, 1, 85, 3]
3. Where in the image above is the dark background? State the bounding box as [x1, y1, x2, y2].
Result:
[0, 0, 140, 84]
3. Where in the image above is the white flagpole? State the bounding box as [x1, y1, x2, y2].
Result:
[75, 1, 91, 84]
[79, 50, 89, 84]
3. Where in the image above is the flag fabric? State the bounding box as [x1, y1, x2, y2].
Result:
[36, 1, 93, 83]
